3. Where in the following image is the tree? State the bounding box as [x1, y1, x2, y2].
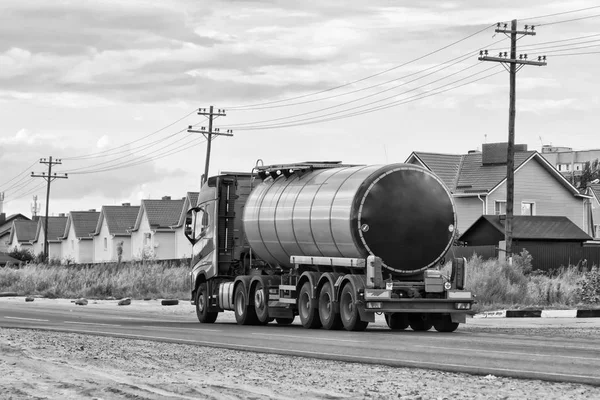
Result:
[579, 159, 600, 189]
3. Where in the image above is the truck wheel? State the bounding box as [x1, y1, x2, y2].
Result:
[318, 281, 342, 330]
[433, 315, 459, 333]
[385, 313, 409, 331]
[275, 317, 295, 325]
[196, 283, 218, 323]
[234, 284, 258, 325]
[339, 284, 368, 331]
[253, 281, 270, 324]
[298, 282, 322, 329]
[409, 314, 433, 331]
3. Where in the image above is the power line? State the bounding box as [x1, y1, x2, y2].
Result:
[521, 5, 600, 21]
[545, 51, 600, 57]
[225, 23, 497, 110]
[61, 109, 198, 160]
[536, 13, 600, 27]
[3, 182, 47, 205]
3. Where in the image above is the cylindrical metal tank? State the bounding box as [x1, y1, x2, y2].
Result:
[243, 163, 456, 275]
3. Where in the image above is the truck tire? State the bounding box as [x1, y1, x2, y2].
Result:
[196, 283, 218, 324]
[234, 284, 258, 325]
[318, 281, 342, 330]
[409, 314, 433, 331]
[339, 284, 368, 331]
[298, 282, 321, 329]
[385, 313, 409, 331]
[433, 314, 459, 333]
[253, 281, 270, 324]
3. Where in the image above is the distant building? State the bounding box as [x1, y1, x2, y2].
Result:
[540, 145, 600, 186]
[92, 204, 140, 263]
[7, 220, 37, 252]
[588, 184, 600, 239]
[60, 210, 101, 263]
[0, 213, 30, 252]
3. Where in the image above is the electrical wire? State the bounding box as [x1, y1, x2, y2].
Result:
[3, 182, 46, 205]
[225, 23, 497, 110]
[0, 161, 38, 191]
[546, 51, 600, 57]
[521, 5, 600, 21]
[61, 109, 198, 160]
[536, 13, 600, 27]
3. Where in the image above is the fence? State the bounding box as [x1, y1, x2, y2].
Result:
[452, 242, 600, 272]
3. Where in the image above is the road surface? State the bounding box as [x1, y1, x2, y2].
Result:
[1, 299, 599, 386]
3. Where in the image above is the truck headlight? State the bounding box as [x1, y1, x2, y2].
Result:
[444, 282, 452, 290]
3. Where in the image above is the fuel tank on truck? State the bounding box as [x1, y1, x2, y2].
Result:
[242, 163, 457, 275]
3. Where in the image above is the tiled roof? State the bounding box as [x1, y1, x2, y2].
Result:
[13, 220, 38, 242]
[188, 192, 199, 208]
[412, 150, 535, 193]
[143, 199, 185, 228]
[70, 211, 101, 238]
[0, 213, 29, 234]
[590, 184, 600, 203]
[101, 205, 140, 235]
[36, 216, 68, 242]
[462, 215, 591, 241]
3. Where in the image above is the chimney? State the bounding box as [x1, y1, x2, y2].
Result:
[0, 212, 5, 225]
[122, 203, 130, 206]
[88, 209, 96, 212]
[58, 213, 65, 217]
[162, 196, 171, 200]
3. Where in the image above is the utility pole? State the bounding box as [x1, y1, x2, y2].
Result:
[479, 19, 546, 260]
[187, 106, 233, 185]
[31, 157, 68, 261]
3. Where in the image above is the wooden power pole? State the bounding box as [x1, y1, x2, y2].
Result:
[479, 20, 546, 259]
[31, 156, 68, 261]
[188, 106, 233, 185]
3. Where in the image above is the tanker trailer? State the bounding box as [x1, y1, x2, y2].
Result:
[185, 161, 473, 332]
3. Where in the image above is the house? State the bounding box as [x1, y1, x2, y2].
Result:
[174, 192, 199, 259]
[130, 196, 187, 260]
[30, 215, 68, 260]
[459, 215, 595, 271]
[60, 210, 101, 263]
[0, 213, 30, 252]
[7, 220, 37, 252]
[588, 184, 600, 239]
[406, 142, 591, 234]
[92, 203, 140, 263]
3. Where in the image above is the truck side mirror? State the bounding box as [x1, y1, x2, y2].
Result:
[184, 206, 206, 245]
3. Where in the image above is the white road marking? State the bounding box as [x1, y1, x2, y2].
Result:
[64, 321, 121, 327]
[4, 316, 49, 322]
[142, 326, 222, 332]
[252, 332, 360, 343]
[34, 327, 600, 383]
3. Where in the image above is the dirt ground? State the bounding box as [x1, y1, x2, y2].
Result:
[1, 299, 600, 399]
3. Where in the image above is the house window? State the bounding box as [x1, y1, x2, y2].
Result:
[103, 237, 108, 250]
[575, 163, 583, 171]
[521, 201, 536, 216]
[494, 200, 506, 215]
[144, 233, 151, 246]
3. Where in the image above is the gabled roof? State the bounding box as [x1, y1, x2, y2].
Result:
[0, 213, 30, 234]
[590, 184, 600, 204]
[460, 215, 591, 243]
[8, 220, 38, 244]
[62, 211, 101, 239]
[175, 192, 200, 228]
[94, 205, 141, 236]
[407, 149, 583, 197]
[33, 216, 68, 243]
[188, 192, 199, 209]
[133, 198, 186, 231]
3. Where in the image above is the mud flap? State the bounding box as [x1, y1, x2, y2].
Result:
[358, 304, 375, 323]
[451, 313, 466, 324]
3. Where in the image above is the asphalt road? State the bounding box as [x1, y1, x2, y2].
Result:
[1, 299, 600, 386]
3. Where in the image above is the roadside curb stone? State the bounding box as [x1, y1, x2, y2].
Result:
[475, 308, 600, 318]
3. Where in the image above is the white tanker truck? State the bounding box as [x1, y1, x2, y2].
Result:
[185, 161, 473, 332]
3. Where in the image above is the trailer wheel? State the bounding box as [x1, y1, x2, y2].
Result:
[339, 284, 368, 331]
[409, 314, 433, 331]
[318, 282, 342, 330]
[234, 284, 258, 325]
[253, 281, 270, 324]
[433, 315, 459, 333]
[275, 317, 295, 325]
[298, 282, 322, 329]
[196, 283, 218, 323]
[385, 313, 409, 331]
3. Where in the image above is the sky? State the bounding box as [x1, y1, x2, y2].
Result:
[0, 0, 599, 217]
